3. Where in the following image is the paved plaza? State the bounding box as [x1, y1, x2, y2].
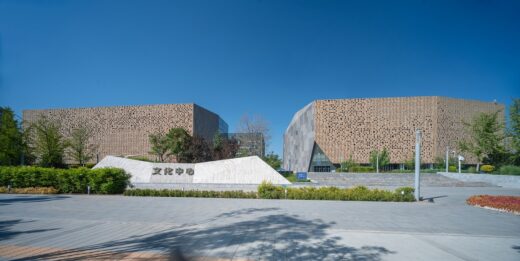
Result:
[0, 186, 519, 260]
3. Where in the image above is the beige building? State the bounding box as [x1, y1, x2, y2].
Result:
[23, 103, 228, 163]
[283, 97, 504, 172]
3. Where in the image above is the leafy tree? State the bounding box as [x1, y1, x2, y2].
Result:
[187, 136, 212, 163]
[212, 134, 239, 160]
[31, 116, 67, 167]
[213, 131, 224, 151]
[166, 128, 192, 162]
[369, 148, 390, 171]
[67, 125, 98, 166]
[434, 156, 457, 169]
[0, 107, 24, 165]
[339, 155, 359, 172]
[148, 131, 170, 162]
[263, 152, 281, 169]
[459, 110, 505, 171]
[509, 98, 520, 165]
[221, 138, 239, 159]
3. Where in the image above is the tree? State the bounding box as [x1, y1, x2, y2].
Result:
[187, 136, 212, 163]
[339, 155, 359, 172]
[236, 114, 271, 150]
[459, 110, 505, 171]
[220, 138, 239, 159]
[31, 116, 67, 167]
[212, 132, 239, 160]
[148, 131, 170, 162]
[263, 152, 281, 169]
[66, 124, 98, 166]
[166, 128, 192, 162]
[434, 156, 456, 169]
[0, 107, 24, 165]
[369, 148, 390, 172]
[509, 98, 520, 165]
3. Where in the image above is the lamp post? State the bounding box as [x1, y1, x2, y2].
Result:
[414, 130, 421, 201]
[376, 151, 379, 173]
[445, 146, 449, 173]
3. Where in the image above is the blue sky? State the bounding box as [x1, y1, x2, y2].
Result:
[1, 0, 519, 155]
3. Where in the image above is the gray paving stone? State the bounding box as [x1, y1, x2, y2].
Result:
[0, 187, 519, 260]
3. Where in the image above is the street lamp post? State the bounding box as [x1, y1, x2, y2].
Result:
[414, 130, 422, 201]
[445, 146, 449, 173]
[376, 151, 379, 173]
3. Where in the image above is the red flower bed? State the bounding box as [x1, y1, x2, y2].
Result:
[467, 195, 520, 214]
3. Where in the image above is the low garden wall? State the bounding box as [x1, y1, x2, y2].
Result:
[439, 172, 520, 189]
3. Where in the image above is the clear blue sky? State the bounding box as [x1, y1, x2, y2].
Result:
[1, 0, 519, 156]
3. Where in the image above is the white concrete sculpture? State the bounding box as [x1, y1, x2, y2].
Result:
[93, 156, 291, 185]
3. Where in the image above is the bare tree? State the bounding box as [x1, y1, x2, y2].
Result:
[236, 114, 271, 149]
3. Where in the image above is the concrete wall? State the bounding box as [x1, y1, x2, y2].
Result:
[439, 172, 520, 189]
[94, 155, 291, 185]
[283, 102, 315, 172]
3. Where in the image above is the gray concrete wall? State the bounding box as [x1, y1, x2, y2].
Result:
[283, 102, 315, 172]
[439, 172, 520, 188]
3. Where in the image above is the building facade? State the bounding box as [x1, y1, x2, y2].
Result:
[283, 97, 504, 172]
[23, 103, 228, 163]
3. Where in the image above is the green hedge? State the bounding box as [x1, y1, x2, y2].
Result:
[125, 182, 415, 202]
[0, 166, 131, 194]
[124, 189, 257, 198]
[258, 182, 415, 201]
[497, 165, 520, 175]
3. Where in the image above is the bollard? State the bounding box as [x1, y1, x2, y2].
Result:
[87, 185, 91, 195]
[8, 184, 11, 193]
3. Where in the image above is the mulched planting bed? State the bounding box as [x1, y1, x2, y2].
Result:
[467, 195, 520, 215]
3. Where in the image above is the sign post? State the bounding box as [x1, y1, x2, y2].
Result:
[414, 130, 421, 201]
[458, 155, 464, 174]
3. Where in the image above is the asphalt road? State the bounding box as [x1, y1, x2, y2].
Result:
[0, 187, 519, 260]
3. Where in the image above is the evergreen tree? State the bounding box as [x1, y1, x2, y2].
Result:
[0, 107, 24, 165]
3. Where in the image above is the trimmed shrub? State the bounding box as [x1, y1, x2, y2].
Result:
[258, 181, 285, 199]
[258, 182, 415, 202]
[481, 165, 494, 173]
[497, 165, 520, 175]
[448, 166, 457, 172]
[467, 166, 477, 173]
[285, 186, 414, 202]
[124, 189, 257, 199]
[0, 187, 58, 194]
[124, 184, 415, 202]
[350, 166, 375, 173]
[0, 166, 131, 194]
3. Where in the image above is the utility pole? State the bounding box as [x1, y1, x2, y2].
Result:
[445, 146, 449, 173]
[414, 130, 422, 201]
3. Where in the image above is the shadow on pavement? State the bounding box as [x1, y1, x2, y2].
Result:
[0, 219, 59, 242]
[0, 195, 70, 206]
[13, 207, 395, 260]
